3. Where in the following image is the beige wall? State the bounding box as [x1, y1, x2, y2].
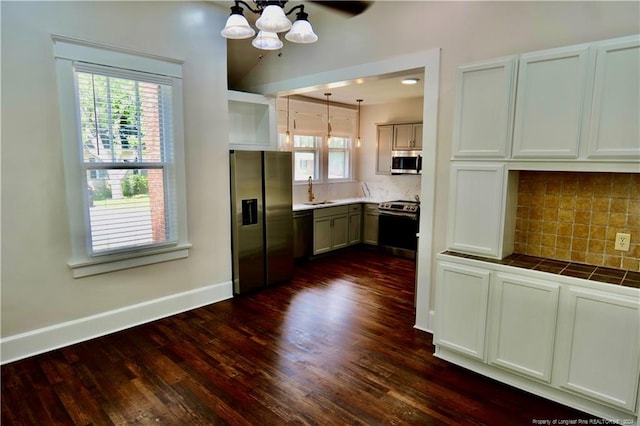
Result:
[1, 2, 230, 337]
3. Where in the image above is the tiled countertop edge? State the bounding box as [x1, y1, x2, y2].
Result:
[441, 251, 640, 289]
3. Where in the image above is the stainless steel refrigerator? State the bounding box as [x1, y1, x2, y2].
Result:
[229, 150, 293, 295]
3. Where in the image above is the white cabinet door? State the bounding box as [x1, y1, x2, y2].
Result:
[555, 287, 640, 412]
[512, 46, 592, 158]
[452, 57, 517, 158]
[313, 217, 333, 255]
[586, 35, 640, 159]
[447, 163, 507, 258]
[488, 273, 559, 382]
[434, 262, 491, 361]
[376, 125, 393, 175]
[332, 214, 349, 250]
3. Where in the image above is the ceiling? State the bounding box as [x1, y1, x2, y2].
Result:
[282, 70, 425, 106]
[215, 1, 425, 106]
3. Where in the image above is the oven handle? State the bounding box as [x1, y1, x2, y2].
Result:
[379, 210, 419, 219]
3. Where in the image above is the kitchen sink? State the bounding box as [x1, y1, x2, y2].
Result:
[303, 200, 334, 205]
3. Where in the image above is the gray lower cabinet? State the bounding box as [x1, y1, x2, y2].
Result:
[363, 204, 379, 245]
[313, 205, 349, 255]
[348, 204, 362, 246]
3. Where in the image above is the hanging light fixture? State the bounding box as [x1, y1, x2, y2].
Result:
[221, 1, 318, 50]
[285, 95, 291, 147]
[325, 93, 332, 145]
[356, 99, 363, 148]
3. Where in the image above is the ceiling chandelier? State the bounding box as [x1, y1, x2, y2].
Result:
[221, 1, 318, 51]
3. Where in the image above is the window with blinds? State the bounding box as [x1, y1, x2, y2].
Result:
[74, 64, 176, 255]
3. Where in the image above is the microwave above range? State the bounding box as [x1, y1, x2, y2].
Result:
[391, 150, 422, 175]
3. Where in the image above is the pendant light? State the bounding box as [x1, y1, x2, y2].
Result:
[285, 95, 291, 147]
[356, 99, 363, 148]
[324, 93, 332, 145]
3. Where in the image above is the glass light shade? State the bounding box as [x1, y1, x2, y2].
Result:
[221, 14, 255, 39]
[285, 20, 318, 44]
[255, 5, 291, 33]
[252, 31, 283, 50]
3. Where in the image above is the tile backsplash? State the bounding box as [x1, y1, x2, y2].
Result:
[514, 172, 640, 272]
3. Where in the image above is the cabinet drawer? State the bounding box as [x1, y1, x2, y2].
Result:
[349, 204, 362, 213]
[313, 205, 348, 219]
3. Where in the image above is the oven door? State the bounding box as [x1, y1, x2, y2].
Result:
[378, 211, 419, 251]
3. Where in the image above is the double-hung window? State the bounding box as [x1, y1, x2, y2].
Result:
[327, 136, 351, 180]
[293, 134, 322, 181]
[54, 37, 189, 277]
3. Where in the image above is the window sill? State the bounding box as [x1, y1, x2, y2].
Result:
[68, 243, 192, 278]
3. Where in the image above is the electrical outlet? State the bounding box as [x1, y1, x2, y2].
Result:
[615, 233, 631, 251]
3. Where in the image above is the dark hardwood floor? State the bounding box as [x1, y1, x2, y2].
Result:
[2, 248, 593, 425]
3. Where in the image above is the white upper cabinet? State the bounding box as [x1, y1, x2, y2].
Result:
[586, 35, 640, 159]
[512, 45, 593, 159]
[452, 57, 517, 158]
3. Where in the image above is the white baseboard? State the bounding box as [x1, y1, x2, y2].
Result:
[413, 309, 435, 334]
[1, 281, 233, 365]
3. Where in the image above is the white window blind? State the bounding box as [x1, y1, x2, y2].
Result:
[74, 63, 177, 255]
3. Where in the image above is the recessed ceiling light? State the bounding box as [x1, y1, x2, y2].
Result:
[401, 78, 419, 85]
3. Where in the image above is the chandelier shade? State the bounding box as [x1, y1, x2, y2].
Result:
[221, 1, 318, 50]
[256, 5, 292, 33]
[220, 12, 255, 39]
[252, 31, 284, 50]
[285, 15, 318, 43]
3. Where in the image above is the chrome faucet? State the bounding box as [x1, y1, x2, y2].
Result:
[308, 176, 315, 202]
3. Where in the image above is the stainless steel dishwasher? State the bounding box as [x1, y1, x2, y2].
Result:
[293, 210, 313, 260]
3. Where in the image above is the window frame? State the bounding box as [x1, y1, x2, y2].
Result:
[292, 133, 323, 182]
[54, 36, 190, 278]
[326, 135, 352, 182]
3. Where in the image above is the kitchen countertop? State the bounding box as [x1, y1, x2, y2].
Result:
[293, 197, 383, 212]
[441, 250, 640, 289]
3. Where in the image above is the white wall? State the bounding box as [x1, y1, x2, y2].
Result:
[1, 2, 231, 350]
[234, 0, 639, 328]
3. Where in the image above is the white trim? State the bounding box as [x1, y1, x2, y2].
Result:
[69, 243, 192, 278]
[54, 36, 190, 277]
[0, 281, 233, 365]
[435, 347, 637, 423]
[52, 35, 183, 78]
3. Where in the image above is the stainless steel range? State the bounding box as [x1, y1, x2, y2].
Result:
[378, 200, 420, 259]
